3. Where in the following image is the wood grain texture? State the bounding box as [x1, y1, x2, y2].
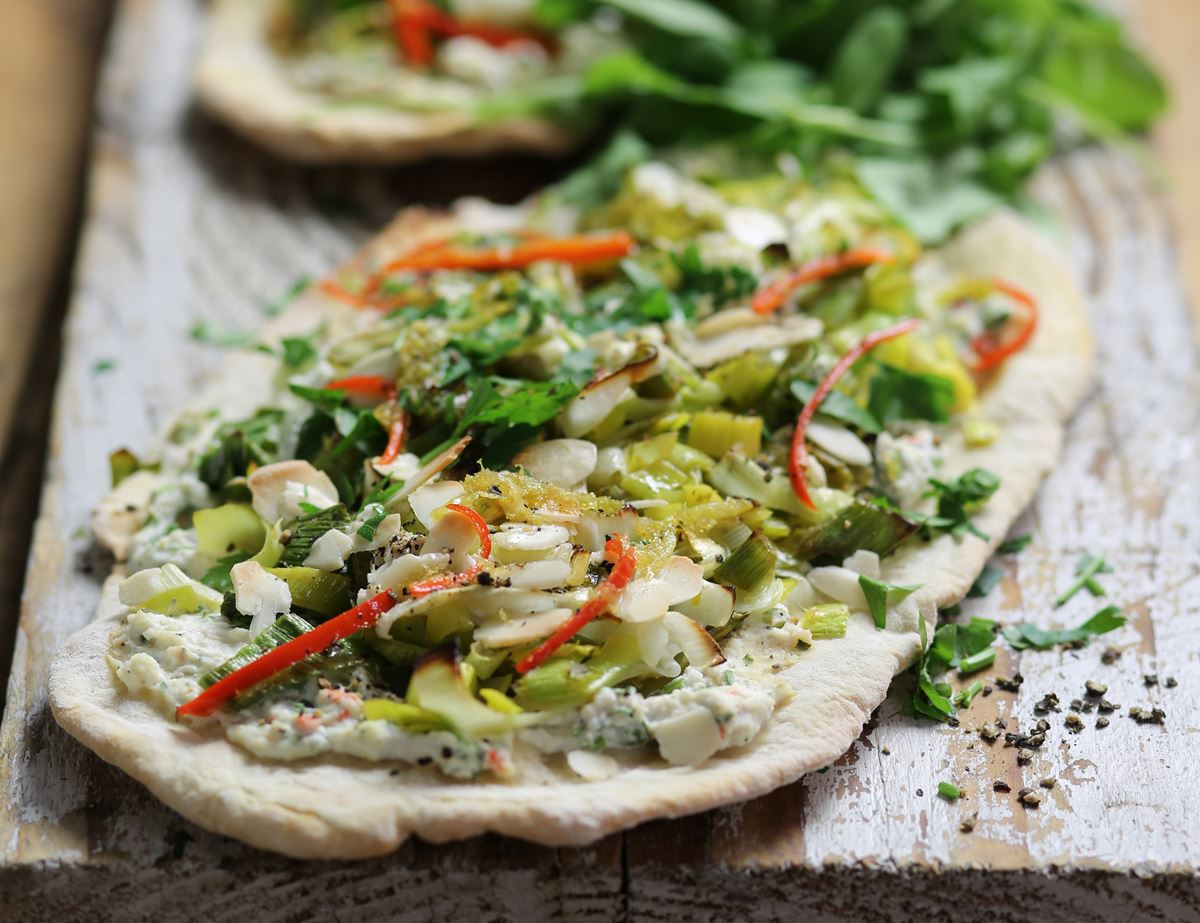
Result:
[1135, 0, 1200, 318]
[1, 0, 1198, 919]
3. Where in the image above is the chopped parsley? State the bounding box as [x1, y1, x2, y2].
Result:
[998, 533, 1032, 554]
[1002, 605, 1125, 651]
[966, 564, 1003, 598]
[190, 321, 256, 348]
[857, 575, 919, 630]
[93, 358, 117, 374]
[918, 468, 1001, 540]
[937, 781, 961, 801]
[357, 506, 388, 541]
[867, 362, 956, 425]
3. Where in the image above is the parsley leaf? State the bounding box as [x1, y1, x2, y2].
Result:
[190, 321, 256, 348]
[867, 362, 956, 425]
[356, 506, 388, 541]
[966, 564, 1003, 598]
[857, 574, 919, 630]
[200, 551, 251, 594]
[1002, 605, 1125, 651]
[790, 380, 881, 434]
[279, 334, 321, 370]
[998, 533, 1032, 554]
[196, 409, 286, 491]
[919, 468, 1001, 540]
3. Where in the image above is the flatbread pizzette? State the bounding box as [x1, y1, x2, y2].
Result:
[50, 158, 1091, 858]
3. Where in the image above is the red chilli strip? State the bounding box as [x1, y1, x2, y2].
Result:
[789, 318, 922, 510]
[515, 536, 636, 675]
[442, 503, 492, 559]
[970, 279, 1039, 372]
[423, 5, 556, 52]
[374, 231, 635, 278]
[176, 590, 399, 719]
[388, 0, 435, 67]
[407, 564, 483, 597]
[752, 248, 896, 315]
[377, 407, 409, 466]
[324, 375, 396, 403]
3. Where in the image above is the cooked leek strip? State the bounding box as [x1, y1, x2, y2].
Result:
[514, 634, 645, 711]
[200, 613, 314, 688]
[362, 699, 450, 732]
[802, 603, 850, 639]
[687, 411, 763, 459]
[712, 532, 776, 592]
[277, 505, 352, 567]
[363, 635, 429, 665]
[266, 566, 353, 617]
[790, 500, 917, 561]
[194, 503, 266, 557]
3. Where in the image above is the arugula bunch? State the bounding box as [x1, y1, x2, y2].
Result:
[537, 0, 1166, 241]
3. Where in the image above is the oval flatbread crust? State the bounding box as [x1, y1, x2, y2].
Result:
[195, 0, 578, 163]
[49, 208, 1091, 858]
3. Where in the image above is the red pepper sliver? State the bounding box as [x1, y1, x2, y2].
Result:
[970, 279, 1038, 372]
[176, 590, 398, 719]
[789, 318, 921, 509]
[752, 248, 896, 315]
[389, 0, 434, 67]
[516, 536, 636, 675]
[323, 374, 396, 402]
[408, 564, 483, 597]
[377, 406, 409, 466]
[376, 231, 634, 277]
[443, 503, 492, 559]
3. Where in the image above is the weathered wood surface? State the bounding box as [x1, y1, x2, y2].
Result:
[0, 0, 111, 695]
[1, 0, 1199, 919]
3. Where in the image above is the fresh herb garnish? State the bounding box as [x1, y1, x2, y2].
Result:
[937, 781, 961, 801]
[356, 506, 388, 541]
[918, 468, 1001, 540]
[279, 333, 321, 370]
[857, 574, 919, 630]
[1002, 605, 1125, 651]
[967, 564, 1003, 598]
[1054, 552, 1113, 607]
[190, 321, 256, 348]
[199, 551, 252, 594]
[867, 362, 956, 426]
[93, 359, 117, 374]
[264, 276, 311, 317]
[196, 409, 286, 492]
[790, 380, 880, 434]
[998, 533, 1032, 554]
[909, 615, 997, 722]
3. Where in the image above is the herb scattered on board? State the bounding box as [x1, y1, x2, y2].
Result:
[93, 358, 117, 374]
[189, 321, 257, 349]
[1054, 552, 1113, 607]
[997, 533, 1032, 554]
[1002, 605, 1125, 650]
[908, 615, 997, 722]
[937, 781, 961, 801]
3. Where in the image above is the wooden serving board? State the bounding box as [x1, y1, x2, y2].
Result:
[2, 1, 1198, 919]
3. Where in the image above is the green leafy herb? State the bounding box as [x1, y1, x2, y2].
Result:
[790, 380, 881, 434]
[196, 409, 286, 491]
[919, 468, 1001, 541]
[1054, 552, 1113, 607]
[857, 574, 919, 630]
[93, 359, 117, 374]
[867, 362, 956, 426]
[966, 564, 1003, 598]
[357, 506, 388, 541]
[909, 615, 996, 722]
[937, 781, 961, 801]
[998, 533, 1032, 554]
[264, 276, 311, 317]
[278, 505, 352, 568]
[279, 333, 321, 370]
[200, 551, 252, 594]
[190, 321, 256, 348]
[1002, 605, 1125, 651]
